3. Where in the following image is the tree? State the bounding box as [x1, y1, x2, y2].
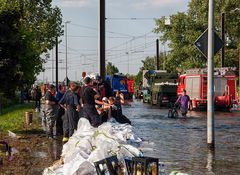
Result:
[0, 0, 63, 98]
[134, 56, 155, 87]
[106, 62, 119, 75]
[154, 0, 240, 72]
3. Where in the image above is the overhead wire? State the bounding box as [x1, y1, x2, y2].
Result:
[105, 17, 157, 20]
[54, 23, 160, 73]
[69, 23, 133, 37]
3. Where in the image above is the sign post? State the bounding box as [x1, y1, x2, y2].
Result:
[195, 0, 223, 149]
[207, 0, 215, 149]
[195, 29, 224, 59]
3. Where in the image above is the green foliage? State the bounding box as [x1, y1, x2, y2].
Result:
[154, 0, 240, 72]
[0, 103, 33, 132]
[106, 62, 119, 75]
[0, 0, 63, 98]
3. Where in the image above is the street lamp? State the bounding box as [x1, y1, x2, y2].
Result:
[163, 16, 170, 70]
[65, 21, 71, 86]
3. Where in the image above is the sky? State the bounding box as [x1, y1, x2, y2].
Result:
[38, 0, 190, 83]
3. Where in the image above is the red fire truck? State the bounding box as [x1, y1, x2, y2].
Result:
[177, 67, 237, 110]
[127, 79, 134, 99]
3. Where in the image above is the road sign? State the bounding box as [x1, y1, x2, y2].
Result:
[195, 28, 224, 58]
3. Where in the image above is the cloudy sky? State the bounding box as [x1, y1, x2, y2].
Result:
[39, 0, 190, 82]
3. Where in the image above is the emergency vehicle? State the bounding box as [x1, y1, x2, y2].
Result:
[106, 74, 134, 99]
[127, 79, 134, 99]
[177, 67, 237, 110]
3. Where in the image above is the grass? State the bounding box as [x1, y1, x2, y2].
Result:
[0, 103, 35, 133]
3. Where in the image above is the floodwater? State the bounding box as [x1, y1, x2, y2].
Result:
[124, 100, 240, 175]
[3, 100, 238, 175]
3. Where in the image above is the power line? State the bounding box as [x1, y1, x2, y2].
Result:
[106, 17, 157, 20]
[106, 31, 155, 52]
[107, 42, 155, 63]
[68, 35, 137, 39]
[69, 23, 133, 37]
[68, 35, 159, 39]
[106, 40, 155, 60]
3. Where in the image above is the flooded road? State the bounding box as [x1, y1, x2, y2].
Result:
[2, 100, 238, 175]
[124, 100, 240, 175]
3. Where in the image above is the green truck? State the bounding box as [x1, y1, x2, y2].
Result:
[144, 70, 178, 106]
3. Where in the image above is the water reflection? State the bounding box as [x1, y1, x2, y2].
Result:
[48, 139, 63, 161]
[123, 100, 240, 174]
[206, 149, 215, 175]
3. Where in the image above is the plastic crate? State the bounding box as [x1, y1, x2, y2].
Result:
[124, 158, 133, 175]
[132, 157, 159, 175]
[94, 156, 119, 175]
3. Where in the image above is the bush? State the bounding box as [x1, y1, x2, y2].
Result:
[0, 92, 21, 111]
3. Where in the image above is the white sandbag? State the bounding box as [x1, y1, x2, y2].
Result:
[62, 118, 95, 157]
[73, 161, 97, 175]
[170, 171, 189, 175]
[118, 144, 143, 157]
[88, 134, 120, 163]
[43, 166, 64, 175]
[97, 122, 113, 135]
[62, 152, 87, 175]
[43, 118, 143, 175]
[64, 147, 90, 165]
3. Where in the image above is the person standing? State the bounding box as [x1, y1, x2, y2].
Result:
[59, 82, 80, 142]
[96, 76, 105, 99]
[44, 84, 58, 138]
[80, 77, 102, 127]
[114, 92, 131, 125]
[80, 71, 87, 86]
[175, 89, 192, 117]
[55, 84, 65, 136]
[103, 78, 112, 98]
[33, 85, 42, 112]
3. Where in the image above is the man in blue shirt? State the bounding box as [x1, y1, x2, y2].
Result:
[59, 82, 80, 142]
[55, 84, 65, 136]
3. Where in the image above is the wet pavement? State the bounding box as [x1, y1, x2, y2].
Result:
[125, 100, 240, 175]
[0, 112, 63, 175]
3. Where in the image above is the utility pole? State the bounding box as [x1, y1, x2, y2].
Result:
[127, 52, 129, 74]
[207, 0, 215, 149]
[52, 49, 54, 83]
[163, 42, 166, 70]
[65, 21, 70, 86]
[156, 39, 160, 70]
[99, 0, 106, 78]
[221, 12, 225, 67]
[56, 37, 59, 92]
[239, 47, 240, 95]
